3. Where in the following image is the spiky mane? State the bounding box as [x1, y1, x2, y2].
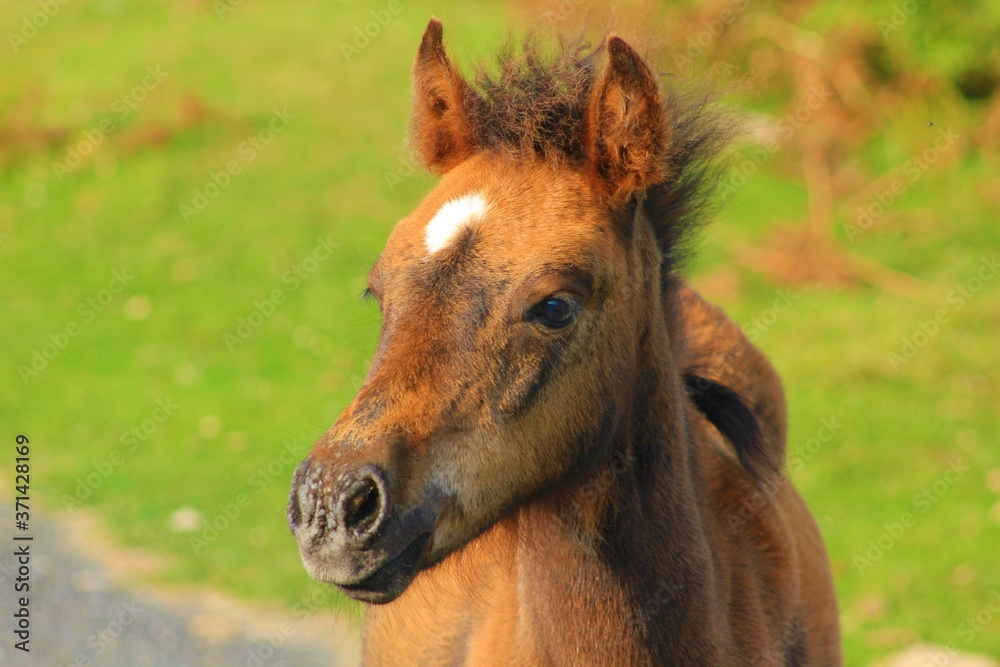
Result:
[436, 33, 738, 275]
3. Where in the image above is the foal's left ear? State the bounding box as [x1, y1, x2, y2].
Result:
[411, 19, 479, 173]
[584, 36, 668, 200]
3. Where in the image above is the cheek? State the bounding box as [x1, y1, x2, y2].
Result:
[493, 343, 611, 475]
[429, 333, 620, 529]
[487, 331, 571, 418]
[436, 408, 579, 524]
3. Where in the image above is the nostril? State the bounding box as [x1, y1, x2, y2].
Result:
[342, 477, 382, 534]
[292, 461, 388, 543]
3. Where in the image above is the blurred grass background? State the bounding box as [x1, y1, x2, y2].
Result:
[1, 0, 998, 663]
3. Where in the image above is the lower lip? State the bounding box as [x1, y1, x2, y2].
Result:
[337, 533, 431, 602]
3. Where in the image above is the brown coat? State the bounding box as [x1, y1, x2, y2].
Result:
[288, 20, 841, 666]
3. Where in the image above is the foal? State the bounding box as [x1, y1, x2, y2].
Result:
[289, 20, 841, 666]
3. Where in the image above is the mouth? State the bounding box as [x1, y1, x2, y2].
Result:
[336, 532, 432, 604]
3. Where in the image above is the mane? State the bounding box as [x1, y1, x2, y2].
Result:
[444, 32, 740, 276]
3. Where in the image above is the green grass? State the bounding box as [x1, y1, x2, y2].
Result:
[2, 1, 998, 663]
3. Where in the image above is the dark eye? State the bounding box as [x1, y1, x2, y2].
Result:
[534, 296, 578, 329]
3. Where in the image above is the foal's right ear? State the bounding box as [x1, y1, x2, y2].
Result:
[583, 36, 668, 201]
[411, 19, 478, 173]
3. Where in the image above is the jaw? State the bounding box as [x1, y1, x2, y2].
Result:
[295, 502, 439, 604]
[335, 532, 433, 604]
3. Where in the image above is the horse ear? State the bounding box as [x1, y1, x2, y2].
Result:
[411, 19, 478, 173]
[584, 36, 668, 200]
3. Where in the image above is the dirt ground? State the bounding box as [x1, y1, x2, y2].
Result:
[0, 508, 361, 667]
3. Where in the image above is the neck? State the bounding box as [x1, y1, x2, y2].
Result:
[513, 305, 729, 664]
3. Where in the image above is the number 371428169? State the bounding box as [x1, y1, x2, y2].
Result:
[15, 434, 30, 523]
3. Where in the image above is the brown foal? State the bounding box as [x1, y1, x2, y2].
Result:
[288, 19, 841, 666]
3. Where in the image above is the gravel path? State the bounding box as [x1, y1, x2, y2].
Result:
[0, 511, 354, 667]
[7, 514, 996, 667]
